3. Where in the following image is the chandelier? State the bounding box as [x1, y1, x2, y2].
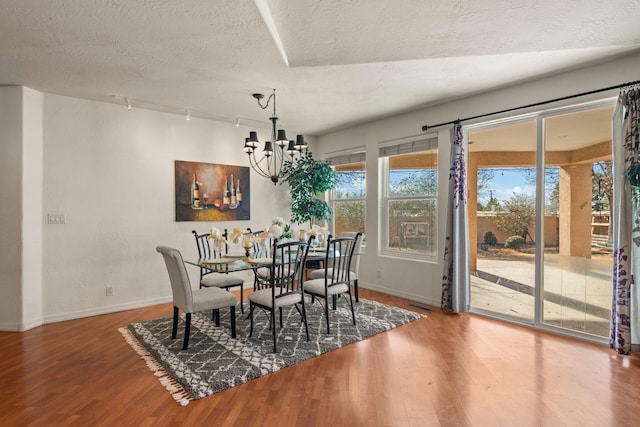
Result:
[243, 89, 306, 184]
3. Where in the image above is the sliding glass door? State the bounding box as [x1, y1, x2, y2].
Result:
[468, 102, 614, 341]
[541, 107, 613, 337]
[468, 119, 537, 323]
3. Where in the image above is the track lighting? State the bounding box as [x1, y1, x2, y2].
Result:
[186, 109, 191, 121]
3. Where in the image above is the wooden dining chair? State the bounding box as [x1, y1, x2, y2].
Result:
[303, 233, 361, 334]
[192, 230, 246, 312]
[248, 238, 312, 352]
[156, 245, 237, 350]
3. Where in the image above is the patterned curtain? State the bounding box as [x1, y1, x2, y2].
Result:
[441, 123, 470, 312]
[610, 87, 640, 355]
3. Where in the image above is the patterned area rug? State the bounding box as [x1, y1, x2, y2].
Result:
[119, 298, 422, 404]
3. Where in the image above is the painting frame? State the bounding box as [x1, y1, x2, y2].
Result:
[175, 160, 250, 222]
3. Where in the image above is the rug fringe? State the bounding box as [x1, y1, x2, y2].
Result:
[118, 327, 191, 406]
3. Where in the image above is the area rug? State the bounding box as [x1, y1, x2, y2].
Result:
[119, 298, 422, 404]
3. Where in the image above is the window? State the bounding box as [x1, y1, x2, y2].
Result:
[380, 137, 438, 259]
[327, 149, 366, 239]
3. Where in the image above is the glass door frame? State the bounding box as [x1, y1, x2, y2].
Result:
[466, 97, 616, 345]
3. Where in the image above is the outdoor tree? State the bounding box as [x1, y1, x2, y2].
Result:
[494, 193, 536, 242]
[391, 169, 437, 196]
[523, 166, 560, 215]
[592, 160, 613, 243]
[479, 189, 502, 212]
[476, 168, 495, 206]
[333, 200, 365, 232]
[333, 168, 366, 233]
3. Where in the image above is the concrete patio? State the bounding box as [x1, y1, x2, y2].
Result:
[470, 254, 612, 337]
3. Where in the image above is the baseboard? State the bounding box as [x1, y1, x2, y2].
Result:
[359, 281, 440, 308]
[0, 321, 22, 332]
[43, 296, 173, 325]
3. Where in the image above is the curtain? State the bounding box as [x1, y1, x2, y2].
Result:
[610, 87, 640, 355]
[441, 123, 470, 312]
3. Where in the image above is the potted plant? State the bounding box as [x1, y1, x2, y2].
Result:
[281, 148, 335, 226]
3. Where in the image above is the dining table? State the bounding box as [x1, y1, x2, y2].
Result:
[185, 247, 329, 275]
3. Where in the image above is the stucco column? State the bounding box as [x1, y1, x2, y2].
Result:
[468, 153, 478, 271]
[558, 164, 592, 258]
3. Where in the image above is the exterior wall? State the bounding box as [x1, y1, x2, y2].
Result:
[476, 214, 559, 246]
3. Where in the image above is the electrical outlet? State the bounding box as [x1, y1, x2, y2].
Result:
[47, 213, 67, 224]
[105, 286, 113, 296]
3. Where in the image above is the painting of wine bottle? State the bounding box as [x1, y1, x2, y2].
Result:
[174, 160, 250, 221]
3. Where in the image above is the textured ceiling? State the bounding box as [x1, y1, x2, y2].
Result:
[0, 0, 639, 136]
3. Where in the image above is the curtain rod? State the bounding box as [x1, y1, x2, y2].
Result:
[420, 79, 640, 132]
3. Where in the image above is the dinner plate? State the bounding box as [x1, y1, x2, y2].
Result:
[201, 257, 234, 265]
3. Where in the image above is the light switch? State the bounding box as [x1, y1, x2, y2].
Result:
[47, 213, 67, 224]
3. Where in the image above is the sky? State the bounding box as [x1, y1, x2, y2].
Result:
[481, 168, 535, 204]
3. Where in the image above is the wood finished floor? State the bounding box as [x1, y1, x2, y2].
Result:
[2, 289, 640, 427]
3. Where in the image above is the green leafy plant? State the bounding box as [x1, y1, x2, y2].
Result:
[504, 235, 525, 250]
[483, 231, 498, 246]
[281, 148, 335, 225]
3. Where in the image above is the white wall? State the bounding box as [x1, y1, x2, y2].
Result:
[316, 51, 640, 307]
[0, 86, 44, 331]
[22, 87, 44, 329]
[0, 87, 25, 329]
[40, 94, 293, 323]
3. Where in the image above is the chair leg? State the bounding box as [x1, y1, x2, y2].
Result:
[249, 303, 254, 337]
[213, 309, 221, 326]
[272, 308, 277, 353]
[325, 295, 331, 334]
[354, 279, 359, 302]
[300, 301, 309, 342]
[183, 313, 192, 350]
[240, 285, 244, 314]
[332, 294, 337, 310]
[230, 305, 236, 338]
[172, 306, 179, 339]
[348, 289, 356, 326]
[279, 307, 283, 328]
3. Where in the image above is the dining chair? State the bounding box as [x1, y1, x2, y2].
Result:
[156, 245, 237, 350]
[303, 233, 360, 334]
[248, 229, 273, 291]
[248, 238, 311, 352]
[192, 230, 246, 313]
[308, 231, 364, 303]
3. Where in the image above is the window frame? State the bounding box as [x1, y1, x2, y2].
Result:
[326, 148, 367, 245]
[379, 136, 439, 261]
